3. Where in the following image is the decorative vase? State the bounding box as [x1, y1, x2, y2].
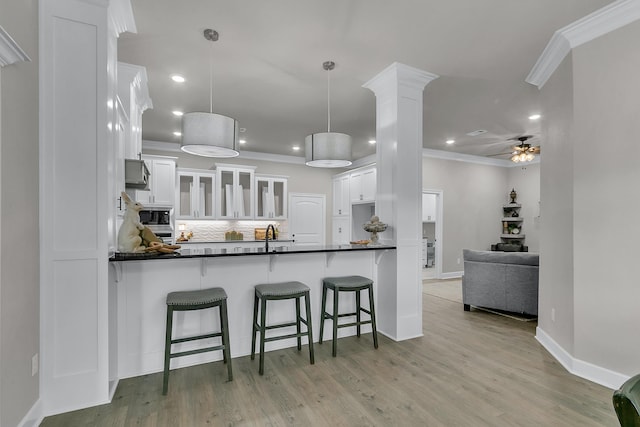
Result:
[363, 215, 387, 245]
[510, 188, 517, 204]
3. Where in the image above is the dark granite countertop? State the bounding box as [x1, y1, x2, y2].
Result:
[110, 244, 396, 262]
[179, 239, 295, 244]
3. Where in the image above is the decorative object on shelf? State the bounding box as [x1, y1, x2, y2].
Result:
[510, 188, 517, 204]
[305, 61, 352, 168]
[511, 227, 520, 235]
[363, 215, 387, 245]
[181, 29, 239, 158]
[511, 210, 519, 217]
[503, 221, 509, 234]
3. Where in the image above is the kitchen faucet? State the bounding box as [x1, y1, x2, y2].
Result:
[265, 224, 276, 252]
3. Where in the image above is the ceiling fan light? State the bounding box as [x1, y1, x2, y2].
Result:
[305, 133, 352, 167]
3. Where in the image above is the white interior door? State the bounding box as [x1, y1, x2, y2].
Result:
[422, 190, 443, 279]
[288, 193, 326, 246]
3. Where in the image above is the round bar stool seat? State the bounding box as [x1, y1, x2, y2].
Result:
[319, 275, 379, 357]
[163, 287, 232, 395]
[251, 281, 314, 375]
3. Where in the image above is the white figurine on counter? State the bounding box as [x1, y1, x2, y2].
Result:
[117, 192, 145, 253]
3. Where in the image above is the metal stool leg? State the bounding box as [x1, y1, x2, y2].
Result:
[332, 287, 339, 357]
[296, 296, 302, 351]
[368, 285, 379, 349]
[305, 291, 315, 364]
[220, 299, 233, 381]
[259, 296, 267, 375]
[319, 283, 327, 344]
[162, 306, 173, 395]
[356, 290, 361, 337]
[251, 291, 259, 360]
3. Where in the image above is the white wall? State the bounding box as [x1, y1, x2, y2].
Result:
[572, 20, 640, 377]
[422, 156, 508, 273]
[0, 1, 40, 426]
[538, 19, 640, 384]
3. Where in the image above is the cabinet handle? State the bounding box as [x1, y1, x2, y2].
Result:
[118, 197, 122, 210]
[339, 227, 342, 233]
[338, 209, 341, 215]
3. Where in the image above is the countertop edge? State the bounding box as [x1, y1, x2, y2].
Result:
[110, 244, 396, 262]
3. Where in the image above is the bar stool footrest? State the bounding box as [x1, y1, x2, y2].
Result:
[170, 344, 226, 359]
[171, 332, 222, 345]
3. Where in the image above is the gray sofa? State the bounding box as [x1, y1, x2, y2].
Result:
[462, 249, 539, 316]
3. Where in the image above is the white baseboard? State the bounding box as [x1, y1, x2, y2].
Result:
[17, 398, 43, 427]
[440, 271, 463, 279]
[536, 326, 629, 390]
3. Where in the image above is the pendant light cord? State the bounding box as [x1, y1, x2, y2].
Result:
[209, 41, 214, 114]
[327, 67, 331, 132]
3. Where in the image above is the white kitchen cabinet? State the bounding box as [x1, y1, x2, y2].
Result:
[332, 175, 350, 216]
[117, 62, 152, 160]
[127, 155, 176, 206]
[255, 175, 288, 220]
[422, 193, 436, 222]
[332, 216, 351, 245]
[216, 164, 256, 219]
[350, 166, 376, 203]
[176, 169, 215, 219]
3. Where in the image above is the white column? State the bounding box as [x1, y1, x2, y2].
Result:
[363, 63, 438, 340]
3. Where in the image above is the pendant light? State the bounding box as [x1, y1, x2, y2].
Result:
[181, 29, 239, 158]
[305, 61, 352, 168]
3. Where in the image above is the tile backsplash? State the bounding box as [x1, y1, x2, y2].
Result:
[176, 220, 289, 242]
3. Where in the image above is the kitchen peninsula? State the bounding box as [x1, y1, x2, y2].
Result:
[109, 244, 395, 379]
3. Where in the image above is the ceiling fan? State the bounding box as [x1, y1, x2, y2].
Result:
[489, 135, 540, 162]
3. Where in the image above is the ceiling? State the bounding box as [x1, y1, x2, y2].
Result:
[118, 0, 614, 163]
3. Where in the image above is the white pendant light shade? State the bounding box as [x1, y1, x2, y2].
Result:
[305, 61, 352, 168]
[181, 112, 239, 158]
[305, 132, 352, 167]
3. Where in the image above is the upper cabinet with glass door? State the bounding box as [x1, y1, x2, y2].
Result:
[216, 164, 256, 219]
[255, 175, 288, 220]
[176, 169, 215, 219]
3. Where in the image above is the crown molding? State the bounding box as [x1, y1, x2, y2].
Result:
[422, 148, 519, 168]
[363, 62, 439, 96]
[0, 26, 31, 67]
[109, 0, 137, 36]
[142, 140, 308, 165]
[143, 140, 524, 168]
[527, 0, 640, 88]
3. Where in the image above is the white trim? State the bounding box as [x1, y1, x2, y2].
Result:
[143, 140, 524, 168]
[440, 271, 463, 279]
[423, 148, 516, 167]
[16, 398, 43, 427]
[0, 25, 31, 67]
[535, 326, 629, 390]
[527, 0, 640, 88]
[108, 0, 137, 36]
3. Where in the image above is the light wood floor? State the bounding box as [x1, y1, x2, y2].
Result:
[41, 283, 618, 426]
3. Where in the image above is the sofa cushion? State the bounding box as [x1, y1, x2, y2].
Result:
[462, 249, 538, 266]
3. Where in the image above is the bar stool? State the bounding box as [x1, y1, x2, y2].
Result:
[163, 287, 232, 395]
[319, 275, 379, 357]
[251, 281, 314, 375]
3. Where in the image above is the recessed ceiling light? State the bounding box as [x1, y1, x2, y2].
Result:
[446, 139, 455, 145]
[369, 140, 376, 144]
[172, 110, 184, 116]
[239, 139, 246, 144]
[292, 145, 300, 151]
[466, 129, 487, 136]
[173, 131, 182, 137]
[529, 114, 541, 120]
[171, 75, 185, 83]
